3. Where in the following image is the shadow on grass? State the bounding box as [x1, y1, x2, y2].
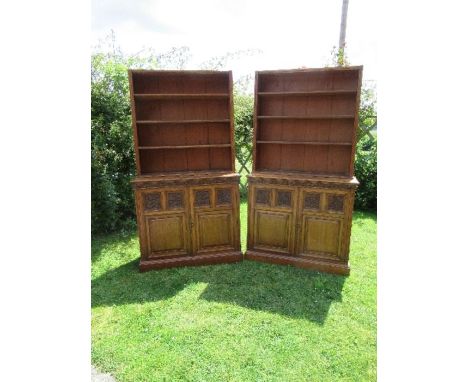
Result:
[92, 258, 345, 325]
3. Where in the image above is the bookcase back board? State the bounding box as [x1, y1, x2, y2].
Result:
[253, 66, 363, 177]
[129, 70, 235, 175]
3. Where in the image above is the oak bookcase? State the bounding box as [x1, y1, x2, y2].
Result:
[128, 70, 242, 271]
[246, 66, 363, 275]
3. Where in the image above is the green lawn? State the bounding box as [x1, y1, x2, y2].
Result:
[92, 200, 377, 381]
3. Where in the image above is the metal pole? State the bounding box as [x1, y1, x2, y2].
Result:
[339, 0, 349, 49]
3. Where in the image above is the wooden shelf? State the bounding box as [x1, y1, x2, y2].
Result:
[138, 144, 231, 150]
[134, 170, 237, 179]
[251, 170, 356, 181]
[257, 115, 355, 120]
[257, 90, 356, 96]
[137, 119, 230, 125]
[257, 140, 352, 146]
[134, 93, 230, 100]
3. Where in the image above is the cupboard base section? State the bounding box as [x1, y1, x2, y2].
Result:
[245, 250, 350, 275]
[139, 251, 243, 272]
[246, 173, 358, 275]
[132, 172, 241, 272]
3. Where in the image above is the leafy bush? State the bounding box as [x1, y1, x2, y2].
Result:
[91, 42, 191, 235]
[233, 92, 254, 197]
[91, 54, 134, 234]
[91, 47, 158, 235]
[91, 152, 118, 233]
[354, 135, 377, 210]
[233, 92, 253, 159]
[354, 81, 377, 210]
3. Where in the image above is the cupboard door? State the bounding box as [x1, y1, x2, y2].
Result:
[191, 186, 237, 254]
[137, 188, 190, 259]
[296, 188, 347, 261]
[194, 211, 235, 252]
[253, 210, 293, 254]
[145, 213, 190, 258]
[297, 214, 343, 260]
[250, 186, 296, 254]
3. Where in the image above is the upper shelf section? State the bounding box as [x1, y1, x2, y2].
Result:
[129, 70, 235, 175]
[130, 70, 231, 95]
[253, 66, 363, 177]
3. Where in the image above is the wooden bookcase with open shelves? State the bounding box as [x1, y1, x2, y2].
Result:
[246, 66, 363, 275]
[129, 70, 242, 271]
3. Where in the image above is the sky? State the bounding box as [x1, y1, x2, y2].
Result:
[92, 0, 377, 85]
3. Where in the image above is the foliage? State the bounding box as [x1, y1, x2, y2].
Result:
[354, 135, 377, 210]
[355, 81, 377, 210]
[327, 45, 351, 67]
[358, 81, 377, 141]
[233, 93, 254, 157]
[155, 46, 191, 69]
[200, 49, 261, 71]
[92, 204, 377, 381]
[91, 36, 189, 234]
[91, 52, 135, 234]
[91, 151, 119, 233]
[233, 92, 254, 197]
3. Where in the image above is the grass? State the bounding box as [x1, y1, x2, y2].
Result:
[92, 200, 377, 381]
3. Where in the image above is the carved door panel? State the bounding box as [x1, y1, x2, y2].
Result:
[296, 189, 347, 261]
[250, 186, 296, 254]
[191, 187, 237, 254]
[253, 210, 293, 253]
[298, 215, 343, 259]
[139, 188, 191, 258]
[194, 211, 234, 253]
[145, 213, 190, 257]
